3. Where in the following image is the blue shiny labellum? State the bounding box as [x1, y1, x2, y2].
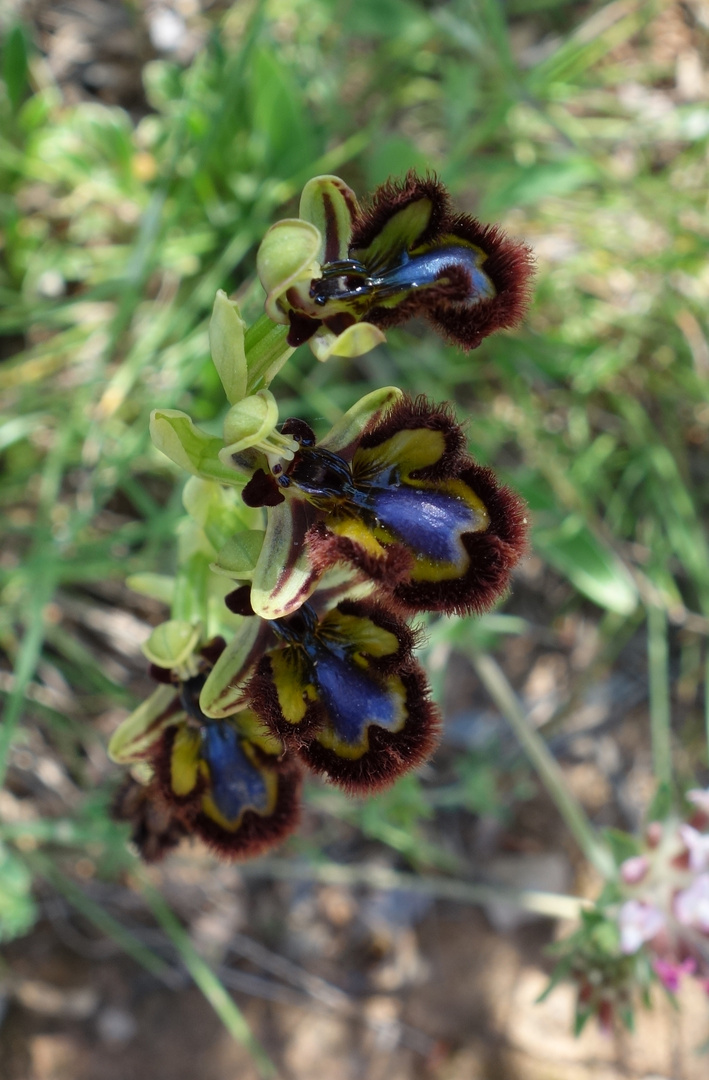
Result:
[201, 724, 269, 822]
[309, 645, 396, 745]
[370, 246, 495, 303]
[369, 486, 477, 562]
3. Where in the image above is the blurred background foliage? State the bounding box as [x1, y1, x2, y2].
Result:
[1, 0, 709, 1074]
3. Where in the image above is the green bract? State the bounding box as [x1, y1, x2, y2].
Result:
[142, 620, 202, 674]
[208, 290, 248, 405]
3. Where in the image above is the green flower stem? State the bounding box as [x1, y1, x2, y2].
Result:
[647, 602, 672, 785]
[138, 872, 276, 1079]
[244, 314, 294, 394]
[470, 649, 616, 881]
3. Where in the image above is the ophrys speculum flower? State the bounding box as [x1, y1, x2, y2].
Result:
[258, 171, 534, 358]
[241, 392, 528, 620]
[108, 623, 302, 860]
[204, 591, 439, 794]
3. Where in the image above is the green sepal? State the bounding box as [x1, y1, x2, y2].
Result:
[171, 552, 211, 627]
[200, 619, 266, 719]
[150, 409, 246, 485]
[243, 315, 294, 394]
[141, 620, 201, 671]
[208, 290, 247, 405]
[250, 499, 318, 619]
[320, 386, 403, 455]
[257, 218, 322, 324]
[107, 684, 178, 764]
[182, 477, 262, 554]
[299, 175, 358, 262]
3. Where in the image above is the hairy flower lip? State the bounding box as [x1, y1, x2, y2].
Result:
[152, 719, 302, 861]
[243, 394, 528, 620]
[113, 776, 188, 864]
[242, 598, 439, 793]
[348, 172, 535, 350]
[109, 625, 302, 861]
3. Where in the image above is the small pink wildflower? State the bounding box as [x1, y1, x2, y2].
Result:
[686, 788, 709, 816]
[674, 873, 709, 932]
[652, 957, 696, 994]
[618, 899, 665, 954]
[646, 821, 663, 848]
[678, 824, 709, 872]
[620, 855, 650, 885]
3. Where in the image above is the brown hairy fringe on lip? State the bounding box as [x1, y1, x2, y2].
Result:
[189, 759, 303, 860]
[357, 394, 469, 483]
[349, 171, 534, 350]
[245, 653, 328, 749]
[304, 520, 413, 587]
[390, 462, 528, 617]
[299, 663, 440, 794]
[349, 170, 452, 255]
[112, 776, 188, 863]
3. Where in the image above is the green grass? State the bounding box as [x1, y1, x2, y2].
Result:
[1, 0, 708, 1065]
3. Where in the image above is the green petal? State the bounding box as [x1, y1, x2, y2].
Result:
[107, 685, 179, 764]
[308, 321, 387, 362]
[150, 409, 245, 485]
[142, 620, 201, 670]
[208, 290, 247, 405]
[199, 618, 268, 719]
[351, 196, 433, 273]
[249, 499, 320, 619]
[256, 218, 322, 324]
[221, 390, 279, 454]
[319, 386, 403, 456]
[299, 175, 359, 263]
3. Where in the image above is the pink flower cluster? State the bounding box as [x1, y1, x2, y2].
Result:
[617, 788, 709, 995]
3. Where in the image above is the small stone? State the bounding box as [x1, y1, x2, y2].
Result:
[13, 979, 98, 1019]
[96, 1005, 138, 1045]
